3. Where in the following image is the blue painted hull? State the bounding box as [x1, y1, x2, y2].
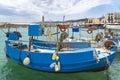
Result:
[5, 41, 117, 72]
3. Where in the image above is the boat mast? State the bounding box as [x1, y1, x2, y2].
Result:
[28, 36, 33, 52]
[56, 25, 59, 52]
[42, 16, 45, 35]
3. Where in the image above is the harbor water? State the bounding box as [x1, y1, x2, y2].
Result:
[0, 27, 120, 80]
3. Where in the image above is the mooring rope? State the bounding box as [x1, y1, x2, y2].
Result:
[93, 50, 99, 63]
[105, 56, 111, 80]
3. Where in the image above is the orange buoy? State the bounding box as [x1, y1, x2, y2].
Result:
[89, 26, 97, 30]
[87, 29, 92, 34]
[92, 26, 97, 30]
[58, 24, 68, 32]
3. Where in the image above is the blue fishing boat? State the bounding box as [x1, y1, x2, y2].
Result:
[5, 24, 117, 73]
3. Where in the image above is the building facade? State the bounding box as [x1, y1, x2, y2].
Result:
[101, 12, 120, 24]
[85, 18, 100, 24]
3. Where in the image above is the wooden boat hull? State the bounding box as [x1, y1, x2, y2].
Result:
[5, 40, 117, 73]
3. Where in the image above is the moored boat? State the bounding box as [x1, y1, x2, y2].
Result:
[105, 24, 120, 52]
[5, 24, 117, 73]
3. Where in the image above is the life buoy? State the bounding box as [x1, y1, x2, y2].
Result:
[87, 29, 92, 34]
[58, 25, 68, 32]
[60, 29, 66, 32]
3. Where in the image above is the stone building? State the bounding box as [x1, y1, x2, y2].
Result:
[85, 18, 100, 24]
[101, 12, 120, 24]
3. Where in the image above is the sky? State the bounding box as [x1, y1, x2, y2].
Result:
[0, 0, 120, 22]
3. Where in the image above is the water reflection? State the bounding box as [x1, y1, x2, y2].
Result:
[0, 27, 120, 80]
[1, 58, 107, 80]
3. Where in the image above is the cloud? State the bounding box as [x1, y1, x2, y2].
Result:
[0, 0, 114, 22]
[48, 0, 111, 14]
[0, 0, 44, 21]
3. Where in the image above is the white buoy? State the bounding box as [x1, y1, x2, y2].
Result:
[50, 62, 56, 68]
[55, 56, 59, 61]
[54, 62, 60, 72]
[55, 64, 59, 72]
[58, 62, 60, 70]
[118, 41, 120, 47]
[23, 57, 30, 65]
[52, 52, 56, 60]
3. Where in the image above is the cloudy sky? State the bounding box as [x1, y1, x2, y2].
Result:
[0, 0, 120, 22]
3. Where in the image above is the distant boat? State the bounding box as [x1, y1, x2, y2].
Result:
[106, 24, 120, 29]
[102, 24, 120, 52]
[4, 24, 117, 73]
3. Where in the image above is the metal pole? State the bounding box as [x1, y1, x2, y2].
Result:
[79, 25, 81, 39]
[56, 25, 59, 52]
[28, 36, 33, 52]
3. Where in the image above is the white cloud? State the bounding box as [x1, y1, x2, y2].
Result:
[70, 0, 111, 14]
[0, 0, 44, 21]
[48, 0, 111, 14]
[0, 0, 112, 22]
